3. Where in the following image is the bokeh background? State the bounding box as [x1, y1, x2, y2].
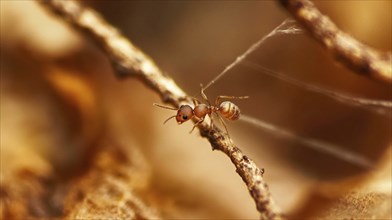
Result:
[1, 1, 391, 219]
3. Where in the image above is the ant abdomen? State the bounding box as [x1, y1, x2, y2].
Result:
[219, 101, 241, 120]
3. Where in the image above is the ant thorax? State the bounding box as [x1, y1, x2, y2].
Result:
[193, 104, 210, 118]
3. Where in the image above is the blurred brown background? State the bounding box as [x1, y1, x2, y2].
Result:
[1, 1, 391, 219]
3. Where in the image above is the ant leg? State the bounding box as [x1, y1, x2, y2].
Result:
[215, 112, 232, 142]
[189, 118, 205, 134]
[208, 114, 214, 131]
[215, 95, 249, 106]
[192, 97, 201, 108]
[200, 84, 211, 106]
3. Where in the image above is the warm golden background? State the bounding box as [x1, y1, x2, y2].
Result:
[1, 1, 391, 219]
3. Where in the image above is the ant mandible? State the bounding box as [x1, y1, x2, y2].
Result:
[154, 84, 248, 139]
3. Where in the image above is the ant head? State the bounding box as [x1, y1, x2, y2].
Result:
[176, 105, 194, 124]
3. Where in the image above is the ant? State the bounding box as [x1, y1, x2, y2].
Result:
[154, 85, 248, 139]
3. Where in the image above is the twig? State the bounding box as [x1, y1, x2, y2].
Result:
[278, 0, 392, 84]
[38, 0, 281, 219]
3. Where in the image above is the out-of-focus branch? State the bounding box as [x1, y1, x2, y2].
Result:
[38, 0, 281, 219]
[278, 0, 392, 84]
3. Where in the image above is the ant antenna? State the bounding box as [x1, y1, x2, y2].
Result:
[153, 103, 178, 110]
[153, 103, 178, 124]
[163, 115, 177, 124]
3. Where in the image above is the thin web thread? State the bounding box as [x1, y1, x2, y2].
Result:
[240, 114, 374, 169]
[240, 60, 392, 116]
[202, 19, 302, 91]
[202, 18, 391, 112]
[199, 18, 386, 167]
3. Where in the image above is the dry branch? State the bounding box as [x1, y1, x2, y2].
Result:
[278, 0, 392, 84]
[38, 0, 281, 219]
